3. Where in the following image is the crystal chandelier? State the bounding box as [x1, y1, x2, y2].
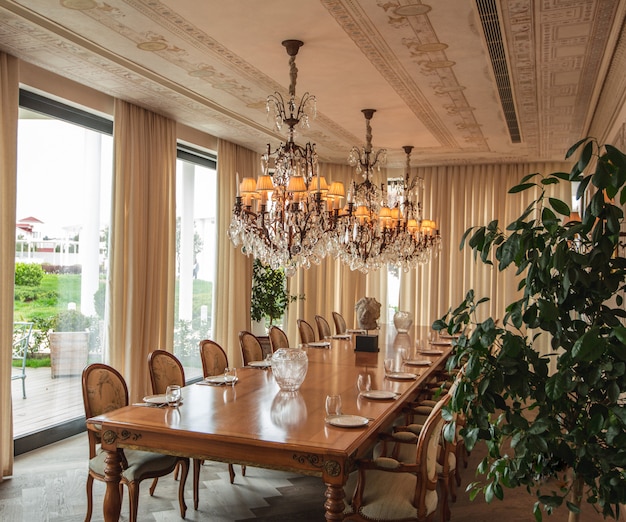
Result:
[228, 40, 344, 276]
[334, 110, 441, 272]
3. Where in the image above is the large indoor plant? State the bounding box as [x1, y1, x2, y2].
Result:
[251, 258, 300, 332]
[436, 138, 626, 521]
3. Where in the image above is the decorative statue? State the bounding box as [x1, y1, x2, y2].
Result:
[355, 297, 381, 330]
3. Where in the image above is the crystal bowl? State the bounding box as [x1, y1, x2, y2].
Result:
[393, 311, 413, 333]
[271, 348, 308, 392]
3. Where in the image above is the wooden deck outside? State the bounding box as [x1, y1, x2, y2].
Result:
[11, 366, 84, 438]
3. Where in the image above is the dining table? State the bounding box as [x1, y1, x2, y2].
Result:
[88, 328, 452, 521]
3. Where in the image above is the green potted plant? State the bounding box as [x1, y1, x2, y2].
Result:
[49, 309, 93, 378]
[436, 138, 626, 521]
[251, 258, 300, 334]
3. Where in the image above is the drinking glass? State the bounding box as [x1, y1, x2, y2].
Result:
[397, 348, 408, 366]
[165, 384, 181, 407]
[384, 358, 397, 377]
[224, 367, 237, 386]
[325, 394, 342, 417]
[357, 374, 371, 394]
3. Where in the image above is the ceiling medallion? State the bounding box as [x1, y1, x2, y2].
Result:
[61, 0, 96, 10]
[137, 41, 168, 52]
[393, 4, 432, 17]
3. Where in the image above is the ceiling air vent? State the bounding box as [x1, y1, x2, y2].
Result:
[476, 0, 521, 143]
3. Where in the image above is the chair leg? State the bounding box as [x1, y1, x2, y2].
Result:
[177, 458, 189, 519]
[149, 477, 158, 496]
[127, 482, 139, 522]
[21, 376, 26, 399]
[84, 475, 94, 522]
[228, 463, 236, 484]
[193, 459, 202, 510]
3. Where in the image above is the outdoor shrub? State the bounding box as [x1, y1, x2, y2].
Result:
[14, 262, 44, 286]
[14, 287, 58, 303]
[94, 282, 106, 318]
[52, 310, 93, 331]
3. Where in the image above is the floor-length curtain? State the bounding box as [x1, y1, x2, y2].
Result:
[399, 161, 571, 336]
[108, 100, 176, 403]
[0, 52, 18, 480]
[214, 139, 255, 366]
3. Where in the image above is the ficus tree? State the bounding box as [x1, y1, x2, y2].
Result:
[435, 138, 626, 521]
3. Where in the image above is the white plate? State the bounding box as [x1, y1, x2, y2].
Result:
[204, 375, 238, 385]
[308, 341, 331, 348]
[347, 329, 366, 334]
[326, 415, 369, 427]
[419, 349, 445, 355]
[430, 341, 451, 346]
[405, 359, 432, 366]
[249, 360, 271, 368]
[360, 390, 397, 400]
[386, 372, 417, 380]
[440, 334, 459, 339]
[143, 394, 167, 404]
[332, 334, 351, 340]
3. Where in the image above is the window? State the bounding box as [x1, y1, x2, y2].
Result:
[13, 90, 113, 451]
[174, 145, 217, 380]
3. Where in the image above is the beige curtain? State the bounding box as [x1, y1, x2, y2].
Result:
[214, 139, 255, 367]
[108, 100, 177, 403]
[0, 52, 18, 480]
[399, 161, 571, 335]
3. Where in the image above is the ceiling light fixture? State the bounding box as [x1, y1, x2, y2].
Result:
[334, 110, 441, 272]
[228, 40, 344, 276]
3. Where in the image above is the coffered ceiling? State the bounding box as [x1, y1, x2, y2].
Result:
[0, 0, 625, 167]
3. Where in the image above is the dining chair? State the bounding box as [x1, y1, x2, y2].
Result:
[82, 363, 188, 522]
[147, 350, 204, 510]
[239, 330, 264, 365]
[314, 315, 332, 340]
[199, 339, 228, 377]
[198, 339, 244, 487]
[11, 321, 33, 399]
[332, 311, 347, 335]
[343, 395, 448, 521]
[268, 325, 289, 351]
[297, 318, 316, 344]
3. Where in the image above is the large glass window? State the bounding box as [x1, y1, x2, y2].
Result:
[174, 146, 217, 380]
[13, 91, 113, 451]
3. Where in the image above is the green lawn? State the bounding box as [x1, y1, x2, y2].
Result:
[13, 273, 84, 322]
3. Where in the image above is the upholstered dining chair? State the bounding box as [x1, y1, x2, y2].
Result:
[82, 363, 188, 522]
[199, 339, 229, 377]
[332, 311, 347, 335]
[239, 330, 264, 365]
[314, 315, 332, 340]
[268, 325, 289, 351]
[147, 350, 202, 510]
[198, 339, 244, 487]
[297, 318, 316, 344]
[343, 395, 448, 521]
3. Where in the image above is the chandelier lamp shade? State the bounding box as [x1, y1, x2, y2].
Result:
[228, 40, 441, 275]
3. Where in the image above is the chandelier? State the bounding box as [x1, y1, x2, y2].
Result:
[228, 40, 344, 276]
[333, 110, 441, 272]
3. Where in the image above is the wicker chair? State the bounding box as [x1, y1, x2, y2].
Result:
[82, 363, 188, 522]
[315, 315, 332, 340]
[239, 330, 264, 365]
[297, 319, 316, 344]
[332, 311, 347, 335]
[268, 325, 289, 351]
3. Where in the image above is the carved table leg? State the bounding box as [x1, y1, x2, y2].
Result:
[324, 482, 345, 521]
[103, 448, 123, 522]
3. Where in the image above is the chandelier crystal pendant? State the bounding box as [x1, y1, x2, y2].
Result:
[228, 40, 343, 276]
[335, 110, 441, 272]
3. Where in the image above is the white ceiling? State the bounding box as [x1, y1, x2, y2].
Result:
[1, 0, 625, 168]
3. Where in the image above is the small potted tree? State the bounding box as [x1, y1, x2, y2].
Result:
[48, 309, 93, 378]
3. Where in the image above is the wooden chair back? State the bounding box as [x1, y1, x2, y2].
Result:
[268, 325, 289, 351]
[297, 319, 316, 344]
[148, 350, 185, 394]
[332, 312, 347, 335]
[199, 339, 229, 377]
[239, 331, 263, 365]
[315, 315, 332, 340]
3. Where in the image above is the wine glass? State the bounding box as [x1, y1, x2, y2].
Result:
[165, 384, 181, 407]
[325, 394, 342, 417]
[357, 374, 371, 394]
[224, 367, 237, 386]
[384, 358, 397, 377]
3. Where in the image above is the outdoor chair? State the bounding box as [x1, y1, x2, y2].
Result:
[12, 322, 33, 399]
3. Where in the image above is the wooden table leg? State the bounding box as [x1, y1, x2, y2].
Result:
[103, 448, 123, 522]
[324, 482, 346, 521]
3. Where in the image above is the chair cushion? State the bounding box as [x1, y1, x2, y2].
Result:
[344, 469, 437, 520]
[90, 448, 178, 482]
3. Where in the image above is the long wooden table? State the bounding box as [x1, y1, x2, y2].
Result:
[89, 332, 450, 521]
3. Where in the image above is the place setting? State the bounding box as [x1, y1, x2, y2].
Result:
[197, 367, 238, 386]
[356, 374, 398, 401]
[384, 357, 418, 381]
[324, 394, 370, 428]
[247, 354, 273, 369]
[138, 384, 183, 407]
